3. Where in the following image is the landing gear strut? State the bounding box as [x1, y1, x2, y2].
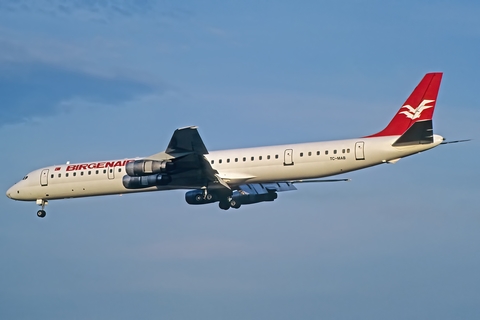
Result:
[195, 189, 214, 202]
[36, 199, 48, 218]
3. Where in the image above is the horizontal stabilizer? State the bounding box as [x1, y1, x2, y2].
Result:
[392, 120, 433, 147]
[441, 139, 471, 145]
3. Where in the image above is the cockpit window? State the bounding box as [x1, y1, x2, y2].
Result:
[22, 175, 28, 180]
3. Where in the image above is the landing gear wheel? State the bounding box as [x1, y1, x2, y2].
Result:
[206, 193, 213, 201]
[219, 201, 230, 210]
[36, 199, 48, 218]
[230, 199, 241, 209]
[37, 210, 46, 218]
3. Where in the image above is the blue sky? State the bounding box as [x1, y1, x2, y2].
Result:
[1, 1, 479, 319]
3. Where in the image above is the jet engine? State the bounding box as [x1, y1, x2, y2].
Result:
[122, 174, 171, 189]
[126, 160, 175, 177]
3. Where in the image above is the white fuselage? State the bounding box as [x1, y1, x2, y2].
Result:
[6, 134, 443, 202]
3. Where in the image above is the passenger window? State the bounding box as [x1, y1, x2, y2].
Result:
[251, 156, 254, 161]
[317, 151, 320, 155]
[325, 150, 329, 155]
[334, 150, 337, 154]
[211, 160, 214, 164]
[243, 157, 246, 162]
[300, 152, 303, 157]
[118, 168, 121, 173]
[219, 159, 222, 164]
[103, 170, 106, 174]
[308, 152, 312, 156]
[58, 174, 61, 178]
[347, 149, 350, 153]
[88, 171, 91, 175]
[235, 158, 238, 162]
[259, 156, 262, 160]
[81, 172, 84, 176]
[267, 155, 271, 160]
[227, 159, 230, 163]
[51, 174, 54, 178]
[66, 173, 69, 177]
[73, 172, 77, 177]
[275, 155, 279, 159]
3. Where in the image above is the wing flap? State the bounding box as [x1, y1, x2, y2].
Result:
[238, 178, 350, 195]
[239, 182, 297, 194]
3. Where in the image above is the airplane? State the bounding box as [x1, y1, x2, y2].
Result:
[6, 72, 458, 218]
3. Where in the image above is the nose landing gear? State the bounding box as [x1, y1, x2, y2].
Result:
[36, 199, 48, 218]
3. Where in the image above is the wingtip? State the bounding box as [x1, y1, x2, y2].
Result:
[177, 125, 198, 130]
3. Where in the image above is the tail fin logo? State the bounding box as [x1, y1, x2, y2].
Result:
[399, 99, 435, 120]
[399, 100, 435, 120]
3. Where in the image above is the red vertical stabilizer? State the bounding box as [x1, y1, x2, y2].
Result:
[367, 73, 443, 137]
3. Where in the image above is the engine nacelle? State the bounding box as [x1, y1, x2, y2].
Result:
[232, 191, 278, 205]
[185, 189, 218, 205]
[123, 174, 171, 189]
[126, 160, 175, 177]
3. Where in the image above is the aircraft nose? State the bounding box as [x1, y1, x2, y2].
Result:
[6, 187, 12, 199]
[6, 185, 17, 199]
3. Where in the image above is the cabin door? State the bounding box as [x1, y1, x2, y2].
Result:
[355, 141, 365, 160]
[284, 149, 294, 166]
[40, 169, 49, 186]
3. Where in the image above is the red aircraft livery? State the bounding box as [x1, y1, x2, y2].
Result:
[66, 160, 133, 171]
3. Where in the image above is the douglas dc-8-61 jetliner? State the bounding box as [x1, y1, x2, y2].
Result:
[7, 73, 460, 218]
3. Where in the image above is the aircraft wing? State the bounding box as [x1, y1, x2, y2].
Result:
[237, 179, 349, 195]
[148, 126, 208, 160]
[165, 126, 209, 155]
[228, 179, 349, 206]
[239, 182, 297, 194]
[147, 127, 230, 194]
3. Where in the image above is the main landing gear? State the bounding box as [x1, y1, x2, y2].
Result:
[218, 198, 241, 210]
[36, 199, 48, 218]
